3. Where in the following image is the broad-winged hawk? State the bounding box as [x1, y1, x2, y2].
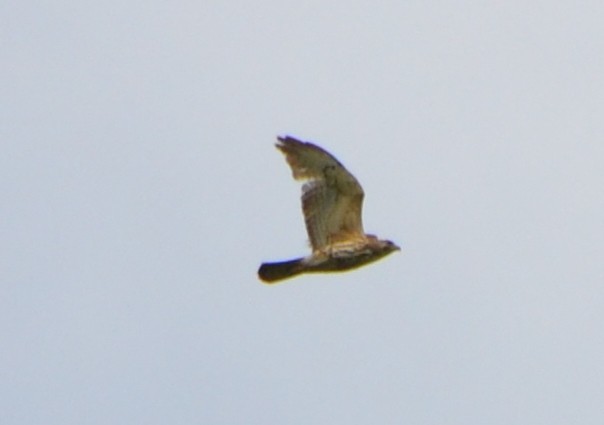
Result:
[258, 136, 399, 283]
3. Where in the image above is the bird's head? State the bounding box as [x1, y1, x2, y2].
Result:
[380, 239, 400, 254]
[366, 235, 400, 256]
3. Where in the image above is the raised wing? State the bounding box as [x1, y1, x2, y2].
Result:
[276, 136, 365, 251]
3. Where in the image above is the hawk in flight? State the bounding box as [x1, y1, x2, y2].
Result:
[258, 136, 399, 283]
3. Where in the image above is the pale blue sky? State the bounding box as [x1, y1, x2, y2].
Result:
[2, 1, 604, 424]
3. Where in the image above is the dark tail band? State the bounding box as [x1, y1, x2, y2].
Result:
[258, 258, 304, 283]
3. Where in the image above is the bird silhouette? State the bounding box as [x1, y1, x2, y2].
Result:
[258, 136, 399, 283]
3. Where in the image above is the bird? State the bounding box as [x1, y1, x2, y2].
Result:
[258, 135, 400, 283]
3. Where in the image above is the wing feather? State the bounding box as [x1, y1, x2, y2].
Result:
[276, 136, 365, 251]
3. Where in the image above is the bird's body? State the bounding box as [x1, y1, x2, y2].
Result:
[258, 136, 399, 283]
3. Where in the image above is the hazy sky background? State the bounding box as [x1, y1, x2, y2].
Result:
[2, 1, 604, 424]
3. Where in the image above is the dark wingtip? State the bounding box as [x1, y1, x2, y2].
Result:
[276, 135, 307, 146]
[277, 135, 298, 142]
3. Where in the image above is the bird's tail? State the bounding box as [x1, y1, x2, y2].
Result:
[258, 258, 304, 283]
